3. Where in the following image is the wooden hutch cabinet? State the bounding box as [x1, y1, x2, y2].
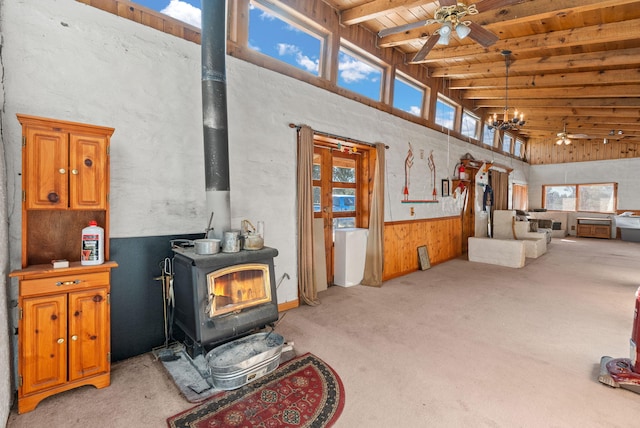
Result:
[10, 115, 117, 414]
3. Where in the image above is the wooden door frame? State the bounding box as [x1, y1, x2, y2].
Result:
[312, 135, 375, 285]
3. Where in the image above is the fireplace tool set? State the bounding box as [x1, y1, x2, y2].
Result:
[152, 257, 181, 362]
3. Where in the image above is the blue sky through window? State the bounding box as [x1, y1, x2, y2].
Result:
[248, 4, 322, 76]
[140, 1, 441, 128]
[435, 97, 455, 130]
[393, 76, 422, 116]
[337, 49, 382, 101]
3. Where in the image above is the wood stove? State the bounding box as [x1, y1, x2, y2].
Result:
[172, 246, 279, 356]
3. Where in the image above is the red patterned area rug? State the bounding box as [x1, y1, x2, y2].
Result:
[167, 353, 345, 428]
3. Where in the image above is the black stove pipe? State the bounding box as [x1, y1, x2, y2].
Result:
[201, 0, 231, 238]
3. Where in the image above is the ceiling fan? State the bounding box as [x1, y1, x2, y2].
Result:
[555, 123, 597, 145]
[378, 0, 525, 63]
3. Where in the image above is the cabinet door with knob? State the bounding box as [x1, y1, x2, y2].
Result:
[68, 288, 109, 381]
[17, 114, 114, 267]
[20, 294, 68, 395]
[23, 123, 107, 210]
[13, 265, 114, 414]
[23, 126, 69, 209]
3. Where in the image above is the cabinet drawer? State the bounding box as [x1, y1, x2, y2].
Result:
[20, 272, 109, 297]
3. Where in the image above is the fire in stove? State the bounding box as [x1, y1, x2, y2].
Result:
[206, 263, 272, 317]
[171, 246, 279, 357]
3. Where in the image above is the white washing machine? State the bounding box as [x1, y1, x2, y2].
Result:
[333, 228, 368, 287]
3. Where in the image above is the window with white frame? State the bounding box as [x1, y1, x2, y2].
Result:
[248, 1, 325, 77]
[337, 44, 383, 102]
[393, 73, 424, 117]
[435, 95, 456, 130]
[461, 111, 480, 139]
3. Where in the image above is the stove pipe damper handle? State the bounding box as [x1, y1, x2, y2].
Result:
[201, 0, 231, 240]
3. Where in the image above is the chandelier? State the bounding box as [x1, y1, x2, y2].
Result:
[489, 50, 525, 132]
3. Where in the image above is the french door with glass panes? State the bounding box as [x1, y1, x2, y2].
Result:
[313, 145, 363, 285]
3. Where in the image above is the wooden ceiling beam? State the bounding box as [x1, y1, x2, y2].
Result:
[407, 18, 640, 63]
[474, 98, 640, 108]
[519, 123, 640, 134]
[484, 107, 640, 117]
[450, 68, 640, 90]
[340, 0, 426, 26]
[465, 85, 640, 99]
[522, 118, 640, 129]
[431, 48, 640, 78]
[377, 0, 640, 48]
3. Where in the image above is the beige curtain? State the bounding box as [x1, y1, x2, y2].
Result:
[361, 143, 385, 287]
[490, 170, 510, 235]
[491, 170, 510, 210]
[296, 125, 320, 306]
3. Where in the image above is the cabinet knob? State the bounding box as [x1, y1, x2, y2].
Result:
[58, 168, 66, 174]
[71, 169, 79, 175]
[71, 335, 78, 341]
[57, 338, 65, 344]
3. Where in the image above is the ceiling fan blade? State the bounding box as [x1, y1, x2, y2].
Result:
[473, 0, 526, 13]
[567, 133, 594, 139]
[439, 0, 458, 6]
[378, 20, 432, 38]
[466, 21, 500, 47]
[410, 34, 441, 63]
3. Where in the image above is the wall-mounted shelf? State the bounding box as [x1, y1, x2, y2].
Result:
[401, 200, 439, 204]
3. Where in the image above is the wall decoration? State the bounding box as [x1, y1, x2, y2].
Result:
[428, 150, 436, 200]
[400, 143, 439, 204]
[403, 142, 414, 201]
[442, 179, 450, 197]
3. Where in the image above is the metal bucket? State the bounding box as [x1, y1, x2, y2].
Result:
[221, 230, 241, 253]
[206, 332, 284, 390]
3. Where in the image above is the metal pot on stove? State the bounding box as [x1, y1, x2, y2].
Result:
[170, 238, 221, 255]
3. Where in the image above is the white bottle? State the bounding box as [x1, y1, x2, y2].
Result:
[81, 220, 104, 265]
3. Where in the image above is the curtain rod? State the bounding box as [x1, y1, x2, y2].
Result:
[288, 123, 389, 149]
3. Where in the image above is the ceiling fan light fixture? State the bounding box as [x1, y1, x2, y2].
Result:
[455, 22, 471, 39]
[437, 33, 450, 45]
[439, 21, 452, 36]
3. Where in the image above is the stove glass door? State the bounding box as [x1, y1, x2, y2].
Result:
[207, 263, 271, 317]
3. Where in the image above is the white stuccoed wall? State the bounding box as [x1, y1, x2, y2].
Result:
[528, 158, 640, 237]
[529, 158, 640, 210]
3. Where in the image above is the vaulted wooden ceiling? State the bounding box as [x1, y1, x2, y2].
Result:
[331, 0, 640, 147]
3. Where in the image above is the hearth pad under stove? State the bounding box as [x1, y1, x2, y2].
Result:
[155, 333, 295, 403]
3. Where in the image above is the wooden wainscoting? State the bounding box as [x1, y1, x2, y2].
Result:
[383, 216, 462, 280]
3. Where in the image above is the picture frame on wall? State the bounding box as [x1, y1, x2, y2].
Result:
[441, 179, 450, 197]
